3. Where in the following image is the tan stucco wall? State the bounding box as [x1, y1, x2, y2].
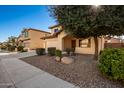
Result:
[75, 37, 104, 54]
[43, 31, 67, 52]
[49, 26, 66, 50]
[44, 27, 105, 54]
[23, 40, 31, 50]
[30, 30, 50, 50]
[18, 29, 50, 50]
[57, 31, 67, 50]
[75, 37, 95, 54]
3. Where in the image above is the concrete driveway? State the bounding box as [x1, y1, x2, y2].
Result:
[0, 52, 76, 88]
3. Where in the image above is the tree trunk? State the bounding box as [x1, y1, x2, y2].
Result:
[94, 36, 99, 60]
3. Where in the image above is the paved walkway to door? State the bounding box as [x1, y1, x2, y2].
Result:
[0, 52, 76, 88]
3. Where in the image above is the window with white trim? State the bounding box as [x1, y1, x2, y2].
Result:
[79, 38, 91, 48]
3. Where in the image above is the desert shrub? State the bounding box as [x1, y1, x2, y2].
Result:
[65, 48, 71, 55]
[47, 47, 56, 56]
[65, 48, 75, 55]
[99, 48, 124, 81]
[17, 46, 24, 52]
[21, 49, 28, 52]
[8, 45, 16, 51]
[36, 48, 45, 55]
[55, 49, 62, 57]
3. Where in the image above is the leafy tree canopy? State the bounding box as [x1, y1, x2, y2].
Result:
[50, 5, 124, 38]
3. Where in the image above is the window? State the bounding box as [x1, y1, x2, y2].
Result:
[54, 29, 59, 33]
[79, 39, 91, 48]
[24, 31, 28, 38]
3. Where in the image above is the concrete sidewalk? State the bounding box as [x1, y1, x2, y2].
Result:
[0, 51, 37, 59]
[0, 61, 15, 88]
[0, 58, 76, 88]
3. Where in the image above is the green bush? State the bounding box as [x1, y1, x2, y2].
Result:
[21, 49, 28, 52]
[99, 48, 124, 81]
[36, 48, 45, 55]
[55, 50, 62, 57]
[17, 46, 24, 52]
[65, 48, 71, 55]
[48, 47, 56, 56]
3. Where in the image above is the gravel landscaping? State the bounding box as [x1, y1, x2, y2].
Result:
[20, 54, 124, 88]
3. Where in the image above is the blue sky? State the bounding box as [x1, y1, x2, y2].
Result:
[0, 5, 56, 42]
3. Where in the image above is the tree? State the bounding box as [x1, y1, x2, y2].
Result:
[8, 36, 17, 46]
[6, 36, 18, 51]
[49, 5, 124, 60]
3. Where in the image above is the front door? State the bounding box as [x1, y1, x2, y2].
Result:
[71, 40, 76, 48]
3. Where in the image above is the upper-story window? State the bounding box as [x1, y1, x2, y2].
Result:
[23, 31, 28, 38]
[54, 28, 59, 33]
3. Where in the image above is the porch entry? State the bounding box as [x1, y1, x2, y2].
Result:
[71, 40, 76, 48]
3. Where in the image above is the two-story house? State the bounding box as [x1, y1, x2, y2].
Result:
[41, 25, 105, 54]
[18, 28, 50, 51]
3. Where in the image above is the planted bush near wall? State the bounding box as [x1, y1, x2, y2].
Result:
[48, 47, 56, 56]
[21, 49, 28, 52]
[17, 46, 24, 52]
[65, 48, 75, 55]
[65, 48, 72, 55]
[99, 48, 124, 81]
[55, 49, 62, 57]
[36, 48, 45, 55]
[8, 45, 16, 51]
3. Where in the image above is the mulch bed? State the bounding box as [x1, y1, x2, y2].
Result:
[20, 55, 124, 88]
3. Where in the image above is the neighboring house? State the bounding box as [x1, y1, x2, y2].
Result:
[17, 28, 50, 51]
[0, 43, 2, 49]
[41, 25, 105, 54]
[104, 36, 124, 48]
[105, 36, 121, 43]
[2, 42, 8, 46]
[0, 42, 8, 50]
